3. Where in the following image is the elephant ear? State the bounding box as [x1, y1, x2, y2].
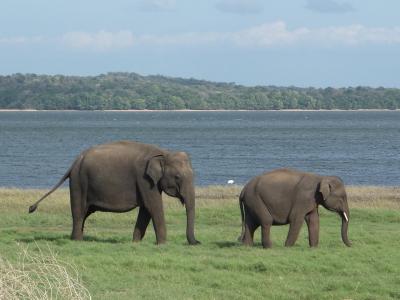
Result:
[146, 155, 165, 186]
[319, 178, 331, 201]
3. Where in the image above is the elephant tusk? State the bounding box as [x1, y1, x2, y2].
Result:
[343, 212, 349, 222]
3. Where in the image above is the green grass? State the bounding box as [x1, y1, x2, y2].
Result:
[1, 186, 399, 299]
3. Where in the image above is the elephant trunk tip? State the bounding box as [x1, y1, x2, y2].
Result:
[28, 204, 38, 213]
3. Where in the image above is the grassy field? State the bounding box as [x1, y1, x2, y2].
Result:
[0, 186, 399, 299]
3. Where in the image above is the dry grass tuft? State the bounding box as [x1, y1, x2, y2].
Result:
[0, 244, 91, 300]
[0, 188, 70, 213]
[0, 185, 398, 212]
[347, 186, 400, 209]
[195, 185, 242, 200]
[165, 185, 400, 209]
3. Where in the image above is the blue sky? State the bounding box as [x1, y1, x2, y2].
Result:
[1, 0, 399, 87]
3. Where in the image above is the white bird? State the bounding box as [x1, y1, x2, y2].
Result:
[227, 179, 235, 185]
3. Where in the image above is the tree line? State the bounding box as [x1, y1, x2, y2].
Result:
[0, 73, 399, 110]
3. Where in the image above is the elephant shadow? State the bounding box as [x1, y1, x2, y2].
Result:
[17, 234, 126, 244]
[213, 241, 242, 248]
[214, 240, 265, 248]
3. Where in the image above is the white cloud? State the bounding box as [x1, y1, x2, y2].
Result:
[0, 36, 43, 45]
[60, 30, 225, 50]
[228, 22, 400, 47]
[61, 31, 135, 50]
[215, 0, 263, 15]
[137, 0, 176, 12]
[306, 24, 400, 46]
[137, 32, 224, 46]
[52, 24, 400, 50]
[3, 23, 400, 51]
[305, 0, 355, 14]
[230, 22, 310, 46]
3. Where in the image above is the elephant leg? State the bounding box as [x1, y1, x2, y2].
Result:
[305, 209, 320, 247]
[70, 183, 85, 241]
[133, 207, 151, 242]
[71, 207, 92, 240]
[285, 218, 304, 247]
[261, 225, 272, 248]
[81, 208, 94, 233]
[242, 213, 258, 246]
[70, 172, 92, 241]
[144, 196, 167, 244]
[71, 217, 84, 240]
[256, 205, 273, 248]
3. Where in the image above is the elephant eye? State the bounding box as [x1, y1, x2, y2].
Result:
[175, 174, 181, 181]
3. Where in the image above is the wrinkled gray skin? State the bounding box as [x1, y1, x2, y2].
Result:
[239, 169, 351, 248]
[29, 141, 200, 245]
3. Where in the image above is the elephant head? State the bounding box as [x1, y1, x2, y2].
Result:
[146, 152, 200, 245]
[318, 176, 351, 247]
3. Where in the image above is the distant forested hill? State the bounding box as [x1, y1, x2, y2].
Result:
[0, 73, 399, 110]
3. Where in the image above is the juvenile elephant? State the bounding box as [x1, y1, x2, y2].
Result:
[239, 169, 351, 248]
[29, 140, 200, 245]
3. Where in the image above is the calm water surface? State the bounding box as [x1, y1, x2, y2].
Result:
[0, 111, 399, 187]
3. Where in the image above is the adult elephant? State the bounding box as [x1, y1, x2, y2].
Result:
[29, 140, 200, 245]
[239, 168, 351, 248]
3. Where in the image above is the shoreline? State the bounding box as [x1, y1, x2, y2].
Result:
[1, 184, 398, 189]
[1, 186, 399, 210]
[0, 109, 399, 112]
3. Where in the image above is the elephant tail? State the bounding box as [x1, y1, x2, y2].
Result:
[28, 154, 83, 213]
[238, 189, 246, 242]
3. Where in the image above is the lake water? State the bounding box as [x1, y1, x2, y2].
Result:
[0, 111, 399, 188]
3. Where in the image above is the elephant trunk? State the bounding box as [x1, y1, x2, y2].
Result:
[182, 184, 200, 245]
[340, 207, 351, 247]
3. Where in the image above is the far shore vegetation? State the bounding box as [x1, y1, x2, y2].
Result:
[1, 73, 400, 110]
[1, 185, 399, 299]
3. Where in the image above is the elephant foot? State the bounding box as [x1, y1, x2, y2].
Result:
[262, 243, 272, 249]
[188, 239, 201, 245]
[71, 234, 84, 241]
[237, 234, 245, 242]
[132, 231, 144, 242]
[241, 240, 254, 247]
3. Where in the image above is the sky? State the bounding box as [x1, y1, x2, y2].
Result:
[0, 0, 399, 87]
